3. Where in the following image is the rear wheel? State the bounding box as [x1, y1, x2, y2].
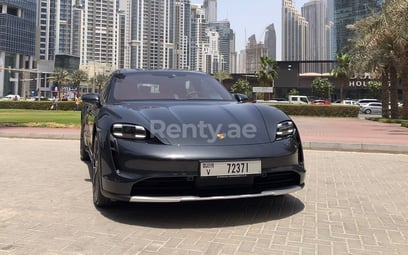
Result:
[92, 136, 112, 208]
[364, 109, 372, 114]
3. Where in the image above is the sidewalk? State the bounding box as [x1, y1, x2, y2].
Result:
[1, 117, 408, 154]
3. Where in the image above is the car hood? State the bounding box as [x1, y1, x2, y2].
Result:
[104, 101, 286, 146]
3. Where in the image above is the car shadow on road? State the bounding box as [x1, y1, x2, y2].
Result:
[97, 195, 304, 228]
[82, 161, 305, 228]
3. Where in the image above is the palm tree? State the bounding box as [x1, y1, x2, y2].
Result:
[50, 68, 70, 100]
[70, 70, 88, 97]
[90, 74, 109, 93]
[255, 56, 278, 99]
[347, 0, 408, 118]
[213, 70, 232, 85]
[255, 56, 278, 87]
[331, 53, 351, 102]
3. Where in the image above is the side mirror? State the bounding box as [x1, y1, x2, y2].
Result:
[81, 93, 100, 106]
[233, 93, 249, 103]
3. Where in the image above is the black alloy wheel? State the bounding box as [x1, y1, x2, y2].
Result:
[80, 126, 90, 161]
[92, 135, 112, 207]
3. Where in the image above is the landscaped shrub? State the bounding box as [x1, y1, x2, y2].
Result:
[0, 101, 80, 111]
[269, 104, 360, 117]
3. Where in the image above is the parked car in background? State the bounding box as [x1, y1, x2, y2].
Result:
[80, 69, 306, 207]
[311, 99, 330, 105]
[341, 99, 357, 105]
[360, 102, 382, 114]
[0, 94, 20, 101]
[288, 95, 309, 104]
[356, 98, 380, 106]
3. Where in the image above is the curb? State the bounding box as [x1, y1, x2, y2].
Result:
[302, 141, 408, 154]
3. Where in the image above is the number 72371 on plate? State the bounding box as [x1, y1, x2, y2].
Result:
[200, 160, 261, 177]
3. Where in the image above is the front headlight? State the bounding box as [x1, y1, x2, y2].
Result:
[276, 120, 295, 140]
[111, 123, 147, 139]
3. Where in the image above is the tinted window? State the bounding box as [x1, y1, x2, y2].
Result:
[110, 72, 234, 102]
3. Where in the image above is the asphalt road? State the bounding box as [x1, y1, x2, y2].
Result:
[1, 138, 408, 255]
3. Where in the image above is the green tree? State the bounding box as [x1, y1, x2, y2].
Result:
[331, 53, 351, 102]
[213, 70, 232, 85]
[288, 88, 299, 96]
[70, 69, 88, 97]
[255, 56, 278, 87]
[90, 74, 109, 93]
[311, 77, 334, 99]
[367, 81, 382, 99]
[347, 0, 408, 118]
[50, 68, 70, 100]
[230, 79, 251, 97]
[255, 56, 278, 100]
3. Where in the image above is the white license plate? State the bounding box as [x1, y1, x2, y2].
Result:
[200, 160, 261, 177]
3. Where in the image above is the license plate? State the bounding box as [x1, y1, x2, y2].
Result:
[200, 160, 261, 177]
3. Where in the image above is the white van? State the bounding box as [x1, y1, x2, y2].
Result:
[288, 95, 309, 104]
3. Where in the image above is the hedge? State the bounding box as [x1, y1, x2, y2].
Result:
[1, 101, 361, 117]
[0, 101, 80, 111]
[269, 104, 360, 117]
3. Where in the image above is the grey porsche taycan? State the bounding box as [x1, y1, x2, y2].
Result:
[80, 69, 305, 207]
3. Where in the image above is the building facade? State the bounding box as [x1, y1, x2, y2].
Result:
[264, 24, 277, 61]
[281, 0, 309, 62]
[0, 0, 36, 97]
[208, 20, 234, 73]
[335, 0, 383, 53]
[80, 0, 119, 74]
[202, 0, 216, 23]
[124, 0, 176, 69]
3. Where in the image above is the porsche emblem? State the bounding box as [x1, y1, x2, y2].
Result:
[216, 133, 225, 140]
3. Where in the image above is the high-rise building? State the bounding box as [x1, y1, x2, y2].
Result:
[0, 0, 36, 97]
[175, 0, 191, 70]
[203, 28, 223, 73]
[190, 4, 207, 72]
[335, 0, 383, 53]
[281, 0, 309, 61]
[245, 34, 267, 73]
[203, 0, 216, 23]
[124, 0, 176, 69]
[37, 0, 82, 60]
[208, 20, 234, 73]
[264, 24, 277, 60]
[81, 0, 120, 74]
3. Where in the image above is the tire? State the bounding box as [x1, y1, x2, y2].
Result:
[80, 128, 90, 161]
[364, 109, 372, 114]
[92, 136, 112, 208]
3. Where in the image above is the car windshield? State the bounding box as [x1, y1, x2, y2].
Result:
[110, 72, 234, 102]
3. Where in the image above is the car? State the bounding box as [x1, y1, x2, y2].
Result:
[356, 98, 380, 106]
[360, 102, 382, 114]
[311, 99, 330, 105]
[341, 99, 357, 105]
[0, 94, 20, 101]
[80, 69, 306, 207]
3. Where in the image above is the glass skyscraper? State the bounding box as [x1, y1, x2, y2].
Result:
[335, 0, 383, 53]
[0, 0, 36, 96]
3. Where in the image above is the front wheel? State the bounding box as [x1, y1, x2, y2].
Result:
[80, 128, 90, 161]
[92, 136, 112, 208]
[364, 109, 372, 114]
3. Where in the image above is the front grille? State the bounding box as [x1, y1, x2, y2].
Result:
[130, 171, 301, 197]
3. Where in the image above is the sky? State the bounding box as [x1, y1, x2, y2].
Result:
[215, 0, 309, 60]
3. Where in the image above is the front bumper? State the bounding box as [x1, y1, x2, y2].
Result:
[99, 137, 306, 202]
